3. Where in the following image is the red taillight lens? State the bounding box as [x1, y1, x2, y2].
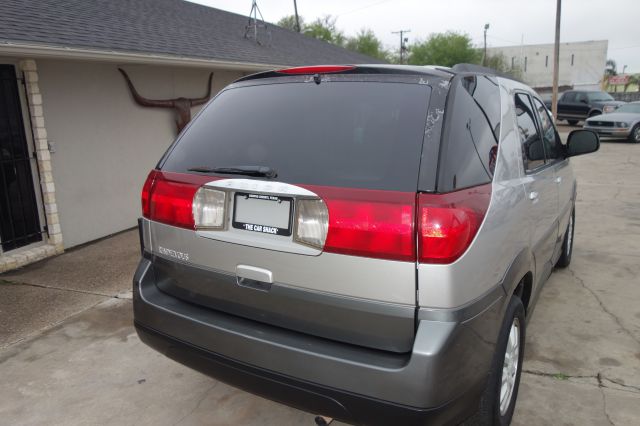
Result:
[276, 65, 356, 75]
[141, 171, 218, 229]
[141, 170, 157, 218]
[418, 184, 492, 264]
[305, 186, 416, 262]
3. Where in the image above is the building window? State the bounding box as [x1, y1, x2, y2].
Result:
[545, 55, 549, 67]
[571, 54, 574, 66]
[524, 56, 527, 72]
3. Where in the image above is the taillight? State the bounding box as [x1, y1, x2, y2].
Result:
[304, 186, 416, 262]
[141, 170, 157, 218]
[418, 184, 492, 264]
[141, 171, 218, 229]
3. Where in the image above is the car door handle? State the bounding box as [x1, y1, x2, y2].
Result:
[555, 176, 562, 184]
[529, 191, 539, 201]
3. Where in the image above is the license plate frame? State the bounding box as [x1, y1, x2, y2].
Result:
[232, 192, 293, 236]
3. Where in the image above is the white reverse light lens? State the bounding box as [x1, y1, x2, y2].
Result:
[193, 187, 226, 229]
[294, 199, 329, 249]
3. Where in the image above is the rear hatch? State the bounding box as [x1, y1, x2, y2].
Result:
[144, 72, 435, 353]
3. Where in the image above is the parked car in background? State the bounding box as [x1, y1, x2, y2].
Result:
[584, 101, 640, 143]
[546, 90, 625, 125]
[133, 64, 600, 426]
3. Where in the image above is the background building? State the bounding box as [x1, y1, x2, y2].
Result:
[0, 0, 381, 272]
[487, 40, 608, 95]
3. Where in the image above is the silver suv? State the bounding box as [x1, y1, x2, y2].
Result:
[133, 64, 599, 425]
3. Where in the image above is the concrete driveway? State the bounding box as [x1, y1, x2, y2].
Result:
[1, 128, 639, 425]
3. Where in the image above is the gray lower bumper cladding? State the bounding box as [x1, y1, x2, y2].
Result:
[133, 256, 502, 425]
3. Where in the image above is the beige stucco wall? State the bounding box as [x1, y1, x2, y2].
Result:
[37, 59, 243, 247]
[487, 40, 608, 90]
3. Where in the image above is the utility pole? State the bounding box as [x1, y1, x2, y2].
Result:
[293, 0, 300, 33]
[483, 23, 490, 66]
[551, 0, 561, 122]
[392, 30, 411, 64]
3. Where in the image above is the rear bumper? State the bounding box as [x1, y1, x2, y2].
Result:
[133, 256, 504, 425]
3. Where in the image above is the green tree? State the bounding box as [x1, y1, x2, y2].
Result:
[277, 15, 304, 32]
[408, 31, 480, 67]
[303, 15, 345, 46]
[345, 29, 387, 60]
[604, 59, 617, 77]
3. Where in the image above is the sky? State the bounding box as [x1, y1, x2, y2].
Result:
[189, 0, 640, 72]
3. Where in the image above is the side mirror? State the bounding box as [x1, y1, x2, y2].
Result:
[566, 130, 599, 157]
[579, 98, 588, 104]
[527, 138, 545, 161]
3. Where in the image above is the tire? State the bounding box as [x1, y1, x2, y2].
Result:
[628, 124, 640, 143]
[556, 207, 575, 268]
[567, 120, 578, 126]
[589, 110, 601, 118]
[463, 295, 526, 425]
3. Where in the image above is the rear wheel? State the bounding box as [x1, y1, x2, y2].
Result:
[464, 295, 526, 425]
[556, 208, 575, 268]
[629, 124, 640, 143]
[567, 120, 578, 126]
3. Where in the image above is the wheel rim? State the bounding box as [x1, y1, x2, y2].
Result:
[634, 127, 640, 143]
[499, 318, 520, 416]
[566, 213, 574, 257]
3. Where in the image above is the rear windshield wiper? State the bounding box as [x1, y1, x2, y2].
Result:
[187, 165, 277, 178]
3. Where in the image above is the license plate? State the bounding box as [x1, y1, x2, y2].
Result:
[232, 193, 293, 236]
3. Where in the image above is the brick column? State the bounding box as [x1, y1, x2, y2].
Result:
[19, 59, 64, 254]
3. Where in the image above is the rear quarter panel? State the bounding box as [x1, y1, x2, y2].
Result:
[418, 79, 531, 309]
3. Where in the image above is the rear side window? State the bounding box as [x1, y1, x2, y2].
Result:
[161, 81, 431, 191]
[514, 93, 545, 171]
[437, 74, 500, 192]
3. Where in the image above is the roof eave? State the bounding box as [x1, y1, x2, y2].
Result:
[0, 41, 283, 71]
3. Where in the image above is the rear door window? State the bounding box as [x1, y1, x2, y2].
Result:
[514, 93, 545, 171]
[161, 81, 431, 192]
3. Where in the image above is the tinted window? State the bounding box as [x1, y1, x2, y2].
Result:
[587, 92, 614, 102]
[562, 92, 575, 102]
[437, 75, 497, 191]
[575, 92, 588, 103]
[532, 98, 562, 160]
[162, 82, 430, 191]
[515, 93, 545, 171]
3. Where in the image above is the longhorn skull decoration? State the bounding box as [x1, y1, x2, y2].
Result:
[118, 68, 213, 134]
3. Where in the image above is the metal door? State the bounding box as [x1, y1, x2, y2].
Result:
[0, 65, 42, 252]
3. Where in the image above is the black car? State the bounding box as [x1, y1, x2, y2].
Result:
[546, 90, 625, 125]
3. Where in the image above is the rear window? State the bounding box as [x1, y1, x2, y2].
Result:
[161, 81, 431, 191]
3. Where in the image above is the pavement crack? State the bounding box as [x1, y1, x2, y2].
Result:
[0, 279, 116, 298]
[601, 376, 640, 393]
[172, 382, 218, 425]
[567, 267, 640, 347]
[522, 369, 595, 380]
[598, 373, 616, 426]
